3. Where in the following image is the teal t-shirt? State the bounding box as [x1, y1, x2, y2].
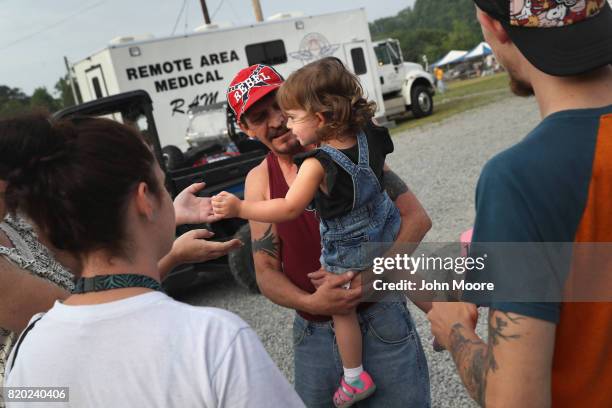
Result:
[463, 104, 612, 323]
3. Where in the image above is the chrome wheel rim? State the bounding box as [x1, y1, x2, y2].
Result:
[418, 92, 431, 112]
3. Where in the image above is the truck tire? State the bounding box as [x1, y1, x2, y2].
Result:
[162, 145, 184, 170]
[411, 85, 434, 118]
[228, 224, 259, 293]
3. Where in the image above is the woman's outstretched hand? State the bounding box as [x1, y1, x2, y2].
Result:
[174, 182, 223, 225]
[159, 229, 243, 279]
[173, 229, 243, 264]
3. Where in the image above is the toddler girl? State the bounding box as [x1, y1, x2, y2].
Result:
[212, 57, 400, 407]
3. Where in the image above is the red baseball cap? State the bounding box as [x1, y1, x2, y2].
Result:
[474, 0, 612, 76]
[226, 64, 284, 122]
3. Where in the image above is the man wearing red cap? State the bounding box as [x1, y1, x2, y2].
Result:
[227, 64, 433, 407]
[428, 0, 612, 406]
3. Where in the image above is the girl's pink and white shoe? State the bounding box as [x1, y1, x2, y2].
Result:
[332, 371, 376, 407]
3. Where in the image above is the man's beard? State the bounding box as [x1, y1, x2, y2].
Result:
[273, 137, 302, 155]
[509, 72, 534, 97]
[267, 127, 302, 155]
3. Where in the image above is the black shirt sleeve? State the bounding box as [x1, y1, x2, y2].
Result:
[294, 149, 339, 194]
[365, 121, 394, 157]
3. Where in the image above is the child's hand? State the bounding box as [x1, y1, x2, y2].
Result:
[211, 191, 242, 218]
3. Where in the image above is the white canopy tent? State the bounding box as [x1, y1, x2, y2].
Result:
[432, 50, 468, 68]
[462, 42, 492, 61]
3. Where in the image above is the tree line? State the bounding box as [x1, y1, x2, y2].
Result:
[0, 76, 78, 119]
[369, 0, 483, 65]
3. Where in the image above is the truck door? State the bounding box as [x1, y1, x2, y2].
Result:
[343, 43, 376, 103]
[374, 42, 403, 95]
[85, 65, 109, 100]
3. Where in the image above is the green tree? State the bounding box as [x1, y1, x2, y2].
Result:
[400, 28, 448, 63]
[0, 85, 28, 105]
[369, 0, 483, 64]
[443, 20, 482, 52]
[54, 75, 80, 108]
[0, 99, 29, 118]
[30, 87, 60, 112]
[0, 85, 30, 118]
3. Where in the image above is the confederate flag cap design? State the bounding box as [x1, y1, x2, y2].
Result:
[473, 0, 612, 76]
[226, 64, 284, 122]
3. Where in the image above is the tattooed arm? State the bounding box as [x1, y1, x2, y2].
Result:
[383, 165, 433, 312]
[383, 164, 432, 244]
[382, 165, 410, 201]
[428, 304, 555, 407]
[245, 164, 308, 309]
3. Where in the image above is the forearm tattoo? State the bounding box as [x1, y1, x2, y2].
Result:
[252, 225, 280, 259]
[449, 311, 524, 407]
[382, 169, 409, 201]
[449, 323, 488, 405]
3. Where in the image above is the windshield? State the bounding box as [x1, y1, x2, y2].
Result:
[374, 44, 391, 66]
[186, 108, 228, 143]
[388, 41, 402, 65]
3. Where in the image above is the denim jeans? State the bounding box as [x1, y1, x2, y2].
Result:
[293, 300, 431, 407]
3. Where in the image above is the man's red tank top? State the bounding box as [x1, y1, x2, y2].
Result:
[266, 152, 329, 321]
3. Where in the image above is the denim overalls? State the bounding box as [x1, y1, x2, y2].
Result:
[318, 130, 401, 273]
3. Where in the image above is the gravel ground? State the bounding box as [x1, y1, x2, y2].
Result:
[179, 94, 541, 407]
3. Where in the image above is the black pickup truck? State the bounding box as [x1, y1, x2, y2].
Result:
[53, 90, 266, 293]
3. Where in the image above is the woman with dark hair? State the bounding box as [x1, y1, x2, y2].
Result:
[0, 115, 85, 400]
[0, 114, 241, 399]
[1, 115, 301, 407]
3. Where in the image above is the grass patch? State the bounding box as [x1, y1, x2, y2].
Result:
[390, 72, 512, 134]
[436, 72, 510, 99]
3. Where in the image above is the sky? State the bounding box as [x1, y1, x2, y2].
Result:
[0, 0, 416, 95]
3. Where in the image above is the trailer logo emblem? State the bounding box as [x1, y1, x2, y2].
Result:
[290, 32, 340, 62]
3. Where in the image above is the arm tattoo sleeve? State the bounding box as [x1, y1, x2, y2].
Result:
[449, 323, 489, 406]
[449, 311, 524, 407]
[252, 225, 280, 259]
[382, 169, 409, 201]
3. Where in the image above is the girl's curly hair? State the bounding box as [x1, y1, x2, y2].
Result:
[277, 57, 377, 141]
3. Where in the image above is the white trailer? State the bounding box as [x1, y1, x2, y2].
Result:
[72, 9, 387, 151]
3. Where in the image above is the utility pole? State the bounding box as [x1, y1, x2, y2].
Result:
[199, 0, 211, 24]
[64, 56, 80, 105]
[252, 0, 263, 22]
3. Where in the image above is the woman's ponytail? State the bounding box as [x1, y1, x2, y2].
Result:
[0, 113, 161, 258]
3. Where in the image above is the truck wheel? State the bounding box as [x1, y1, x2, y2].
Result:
[411, 85, 434, 118]
[228, 224, 259, 293]
[162, 145, 184, 170]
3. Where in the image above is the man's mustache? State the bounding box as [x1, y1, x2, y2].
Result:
[269, 126, 290, 140]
